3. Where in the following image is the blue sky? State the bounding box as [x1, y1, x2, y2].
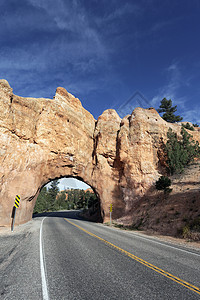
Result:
[1, 0, 200, 124]
[1, 1, 200, 190]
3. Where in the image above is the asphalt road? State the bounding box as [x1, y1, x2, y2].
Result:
[0, 210, 200, 299]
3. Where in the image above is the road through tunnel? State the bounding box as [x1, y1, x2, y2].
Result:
[33, 177, 103, 223]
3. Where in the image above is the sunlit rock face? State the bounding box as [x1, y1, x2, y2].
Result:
[0, 80, 200, 226]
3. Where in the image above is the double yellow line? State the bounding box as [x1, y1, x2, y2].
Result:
[64, 218, 200, 296]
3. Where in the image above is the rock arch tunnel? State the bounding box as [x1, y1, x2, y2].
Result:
[2, 80, 199, 227]
[0, 80, 126, 226]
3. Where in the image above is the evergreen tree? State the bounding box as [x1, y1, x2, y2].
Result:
[165, 127, 200, 175]
[34, 183, 98, 214]
[88, 194, 98, 209]
[181, 127, 200, 164]
[155, 176, 172, 194]
[56, 191, 67, 210]
[48, 179, 59, 208]
[33, 186, 49, 213]
[165, 128, 182, 174]
[182, 123, 194, 131]
[158, 98, 183, 123]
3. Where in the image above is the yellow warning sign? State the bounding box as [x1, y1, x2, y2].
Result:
[110, 204, 112, 212]
[14, 195, 20, 208]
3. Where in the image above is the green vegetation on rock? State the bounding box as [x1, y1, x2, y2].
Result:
[182, 122, 194, 131]
[158, 98, 183, 123]
[165, 127, 200, 175]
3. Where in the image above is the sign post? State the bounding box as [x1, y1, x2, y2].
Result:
[110, 204, 112, 225]
[11, 195, 20, 232]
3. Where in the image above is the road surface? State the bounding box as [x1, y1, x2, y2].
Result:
[0, 210, 200, 299]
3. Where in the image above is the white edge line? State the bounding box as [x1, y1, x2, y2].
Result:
[81, 220, 200, 258]
[40, 217, 49, 300]
[100, 224, 200, 257]
[125, 231, 200, 257]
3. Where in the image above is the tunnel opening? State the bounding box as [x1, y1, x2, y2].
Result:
[33, 176, 103, 223]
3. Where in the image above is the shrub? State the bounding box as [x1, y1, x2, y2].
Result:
[155, 176, 172, 194]
[182, 219, 200, 241]
[182, 225, 190, 239]
[182, 122, 194, 131]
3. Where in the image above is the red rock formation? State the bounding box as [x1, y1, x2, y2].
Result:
[0, 80, 199, 227]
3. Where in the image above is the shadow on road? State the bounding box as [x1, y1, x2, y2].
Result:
[32, 210, 96, 223]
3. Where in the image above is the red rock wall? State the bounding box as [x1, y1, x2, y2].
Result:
[0, 80, 199, 226]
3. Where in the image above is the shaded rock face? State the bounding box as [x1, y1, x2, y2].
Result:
[0, 80, 200, 226]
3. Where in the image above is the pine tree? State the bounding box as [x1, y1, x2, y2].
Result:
[158, 98, 183, 123]
[182, 122, 194, 131]
[155, 176, 172, 194]
[48, 179, 59, 208]
[165, 128, 183, 174]
[165, 127, 200, 175]
[181, 127, 200, 164]
[33, 186, 49, 213]
[56, 191, 67, 210]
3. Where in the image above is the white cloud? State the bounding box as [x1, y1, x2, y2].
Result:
[0, 46, 47, 72]
[0, 0, 112, 100]
[26, 0, 107, 59]
[46, 178, 90, 191]
[181, 107, 200, 124]
[151, 62, 200, 124]
[150, 17, 182, 34]
[103, 3, 141, 22]
[58, 178, 90, 191]
[28, 0, 104, 52]
[151, 62, 186, 108]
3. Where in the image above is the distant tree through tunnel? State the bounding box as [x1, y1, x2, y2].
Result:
[33, 177, 103, 222]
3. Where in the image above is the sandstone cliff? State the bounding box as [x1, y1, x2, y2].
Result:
[0, 80, 199, 234]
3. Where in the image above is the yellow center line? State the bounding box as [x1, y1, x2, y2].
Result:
[64, 218, 200, 296]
